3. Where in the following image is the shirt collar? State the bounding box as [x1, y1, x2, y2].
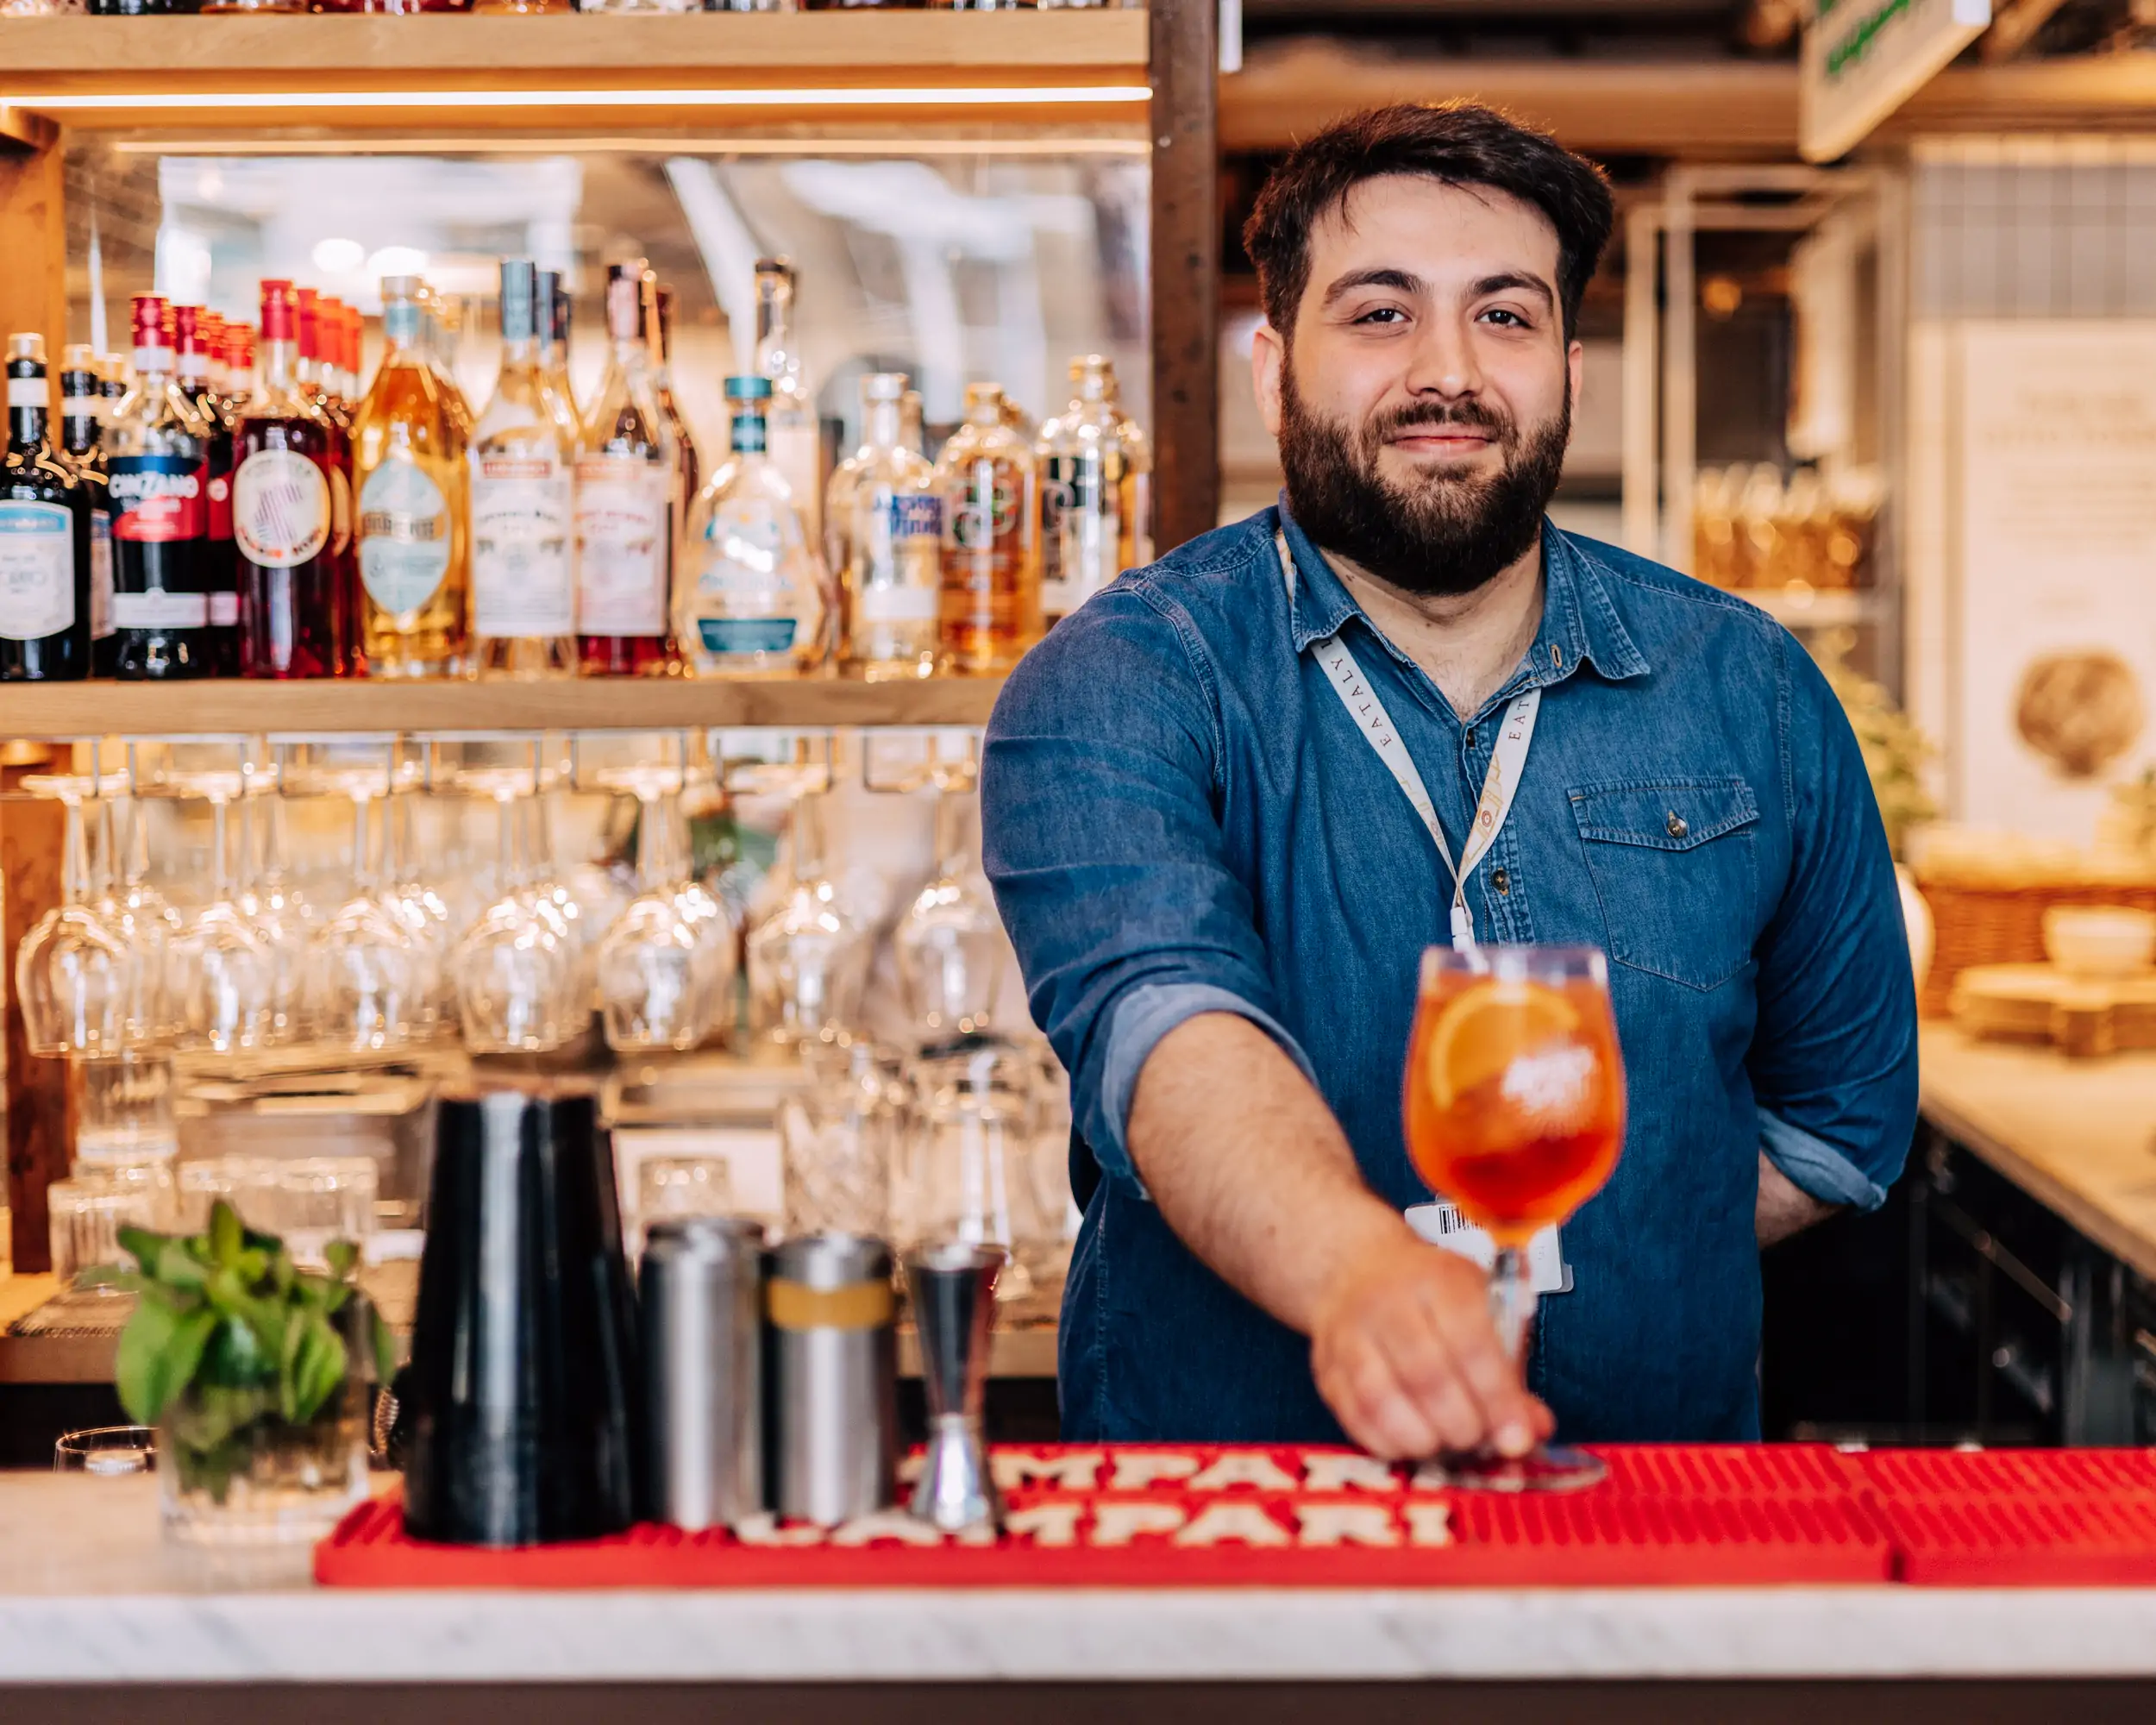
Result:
[1274, 499, 1651, 686]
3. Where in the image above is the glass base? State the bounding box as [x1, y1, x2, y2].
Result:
[1431, 1443, 1606, 1494]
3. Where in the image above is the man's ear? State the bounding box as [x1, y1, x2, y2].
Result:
[1253, 324, 1286, 439]
[1566, 336, 1584, 431]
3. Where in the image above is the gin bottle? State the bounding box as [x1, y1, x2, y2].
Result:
[574, 261, 677, 675]
[679, 375, 827, 676]
[753, 257, 821, 546]
[1, 335, 91, 681]
[352, 276, 470, 677]
[1037, 354, 1152, 624]
[468, 259, 578, 679]
[936, 380, 1040, 674]
[838, 372, 941, 680]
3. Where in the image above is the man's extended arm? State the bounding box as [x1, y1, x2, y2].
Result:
[1127, 1013, 1550, 1459]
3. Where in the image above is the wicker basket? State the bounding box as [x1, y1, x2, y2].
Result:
[1913, 868, 2156, 1018]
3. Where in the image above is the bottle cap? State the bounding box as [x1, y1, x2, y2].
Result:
[724, 374, 774, 400]
[862, 371, 908, 404]
[259, 280, 297, 342]
[498, 259, 538, 343]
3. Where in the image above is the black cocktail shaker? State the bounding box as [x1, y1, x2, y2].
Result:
[402, 1083, 642, 1546]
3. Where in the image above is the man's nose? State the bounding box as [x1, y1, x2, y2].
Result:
[1402, 313, 1484, 399]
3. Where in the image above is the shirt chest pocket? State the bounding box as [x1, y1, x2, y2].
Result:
[1569, 778, 1760, 991]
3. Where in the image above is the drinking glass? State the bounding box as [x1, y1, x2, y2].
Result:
[88, 780, 177, 1048]
[379, 780, 457, 1042]
[1404, 944, 1626, 1491]
[595, 765, 726, 1053]
[178, 1155, 284, 1234]
[893, 785, 1006, 1045]
[76, 1053, 180, 1170]
[630, 1154, 736, 1261]
[235, 775, 310, 1044]
[746, 791, 870, 1047]
[303, 770, 422, 1055]
[272, 1156, 380, 1268]
[780, 1038, 904, 1238]
[55, 1427, 158, 1476]
[904, 1040, 1054, 1301]
[451, 768, 580, 1053]
[162, 771, 274, 1059]
[47, 1170, 164, 1288]
[14, 774, 136, 1058]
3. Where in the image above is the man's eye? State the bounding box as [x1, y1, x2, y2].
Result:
[1480, 308, 1528, 328]
[1353, 306, 1407, 325]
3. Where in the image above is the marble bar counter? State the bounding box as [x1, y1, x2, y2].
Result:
[3, 1477, 2155, 1725]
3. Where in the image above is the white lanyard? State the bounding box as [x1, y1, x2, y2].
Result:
[1275, 531, 1539, 950]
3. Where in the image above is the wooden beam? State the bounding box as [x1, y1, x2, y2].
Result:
[2, 751, 71, 1278]
[1150, 0, 1221, 552]
[0, 135, 65, 368]
[1981, 0, 2073, 64]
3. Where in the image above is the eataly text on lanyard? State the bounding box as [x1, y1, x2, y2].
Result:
[1275, 530, 1539, 951]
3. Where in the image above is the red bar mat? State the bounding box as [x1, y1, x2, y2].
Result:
[316, 1443, 1891, 1590]
[1878, 1494, 2156, 1586]
[1854, 1447, 2156, 1502]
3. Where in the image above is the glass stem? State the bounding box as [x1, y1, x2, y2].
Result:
[60, 801, 88, 907]
[350, 797, 372, 893]
[1489, 1244, 1532, 1366]
[634, 792, 666, 893]
[126, 796, 153, 889]
[94, 799, 119, 903]
[496, 795, 520, 893]
[208, 800, 230, 901]
[793, 790, 826, 882]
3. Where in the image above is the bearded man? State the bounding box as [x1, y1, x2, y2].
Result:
[980, 103, 1918, 1452]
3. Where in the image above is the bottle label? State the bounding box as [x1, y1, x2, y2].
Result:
[7, 378, 49, 411]
[471, 455, 574, 638]
[0, 501, 76, 642]
[329, 465, 353, 556]
[111, 588, 209, 630]
[209, 592, 239, 627]
[110, 455, 207, 543]
[573, 455, 669, 637]
[950, 467, 1023, 552]
[859, 584, 939, 624]
[357, 455, 452, 616]
[883, 493, 943, 543]
[89, 507, 113, 640]
[697, 618, 797, 656]
[234, 448, 330, 570]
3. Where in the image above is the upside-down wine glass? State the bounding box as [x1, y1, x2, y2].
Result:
[301, 765, 422, 1056]
[451, 766, 580, 1053]
[1403, 944, 1626, 1491]
[161, 770, 273, 1061]
[14, 773, 136, 1060]
[745, 788, 870, 1048]
[594, 763, 728, 1053]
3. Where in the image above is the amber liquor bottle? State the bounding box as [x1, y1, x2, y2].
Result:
[235, 280, 346, 678]
[107, 294, 213, 680]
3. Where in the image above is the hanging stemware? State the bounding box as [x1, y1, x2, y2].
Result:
[300, 763, 422, 1056]
[893, 777, 1006, 1048]
[450, 765, 579, 1054]
[14, 773, 137, 1059]
[162, 769, 274, 1060]
[745, 788, 870, 1049]
[593, 763, 728, 1053]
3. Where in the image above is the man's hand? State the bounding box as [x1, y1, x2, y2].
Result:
[1757, 1151, 1837, 1247]
[1309, 1233, 1554, 1459]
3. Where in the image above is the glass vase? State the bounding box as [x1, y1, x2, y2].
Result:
[158, 1351, 367, 1547]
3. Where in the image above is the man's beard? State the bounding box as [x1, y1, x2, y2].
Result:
[1278, 360, 1570, 599]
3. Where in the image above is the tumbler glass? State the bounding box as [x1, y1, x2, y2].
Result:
[55, 1427, 158, 1476]
[47, 1170, 164, 1289]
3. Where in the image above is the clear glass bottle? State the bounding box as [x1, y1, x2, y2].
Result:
[679, 375, 827, 677]
[574, 261, 678, 676]
[651, 280, 700, 601]
[936, 380, 1040, 674]
[352, 276, 470, 678]
[838, 372, 941, 681]
[235, 280, 348, 680]
[539, 268, 580, 424]
[57, 345, 115, 674]
[107, 293, 213, 681]
[416, 284, 477, 442]
[1, 335, 91, 681]
[754, 257, 821, 548]
[1036, 353, 1153, 624]
[468, 260, 579, 679]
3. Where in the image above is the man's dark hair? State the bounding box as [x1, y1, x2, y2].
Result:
[1243, 102, 1616, 342]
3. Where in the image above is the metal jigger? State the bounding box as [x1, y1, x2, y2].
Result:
[904, 1241, 1005, 1534]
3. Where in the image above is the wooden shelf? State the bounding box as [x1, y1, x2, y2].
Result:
[0, 674, 1005, 739]
[0, 13, 1151, 130]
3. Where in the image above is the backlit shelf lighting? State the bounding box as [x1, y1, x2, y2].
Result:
[13, 85, 1155, 114]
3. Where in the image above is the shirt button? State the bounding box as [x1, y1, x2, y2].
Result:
[1666, 812, 1689, 839]
[1492, 867, 1510, 895]
[1463, 731, 1477, 751]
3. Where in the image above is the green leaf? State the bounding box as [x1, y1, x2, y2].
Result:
[116, 1302, 216, 1427]
[149, 1237, 210, 1291]
[210, 1201, 243, 1269]
[322, 1238, 359, 1283]
[284, 1314, 348, 1425]
[116, 1225, 173, 1273]
[370, 1306, 399, 1383]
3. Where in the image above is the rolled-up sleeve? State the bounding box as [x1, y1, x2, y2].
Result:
[1746, 637, 1920, 1211]
[981, 586, 1314, 1195]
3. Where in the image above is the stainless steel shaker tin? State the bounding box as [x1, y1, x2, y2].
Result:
[641, 1216, 767, 1532]
[766, 1231, 898, 1527]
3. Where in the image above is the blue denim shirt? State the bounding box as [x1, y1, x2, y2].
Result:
[981, 505, 1919, 1444]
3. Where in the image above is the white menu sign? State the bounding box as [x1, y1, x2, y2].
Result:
[1802, 0, 1990, 164]
[1954, 321, 2156, 837]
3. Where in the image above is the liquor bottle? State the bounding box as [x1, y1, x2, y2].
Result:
[416, 283, 477, 441]
[235, 280, 345, 680]
[678, 375, 827, 677]
[836, 372, 940, 681]
[174, 305, 241, 672]
[573, 261, 677, 676]
[352, 276, 469, 678]
[469, 260, 579, 680]
[902, 387, 925, 455]
[1037, 354, 1152, 624]
[651, 282, 700, 552]
[221, 322, 257, 411]
[936, 380, 1040, 674]
[1, 336, 91, 681]
[107, 294, 212, 681]
[540, 268, 580, 423]
[58, 346, 116, 675]
[753, 257, 821, 547]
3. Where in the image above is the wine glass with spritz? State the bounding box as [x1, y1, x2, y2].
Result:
[1403, 943, 1626, 1491]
